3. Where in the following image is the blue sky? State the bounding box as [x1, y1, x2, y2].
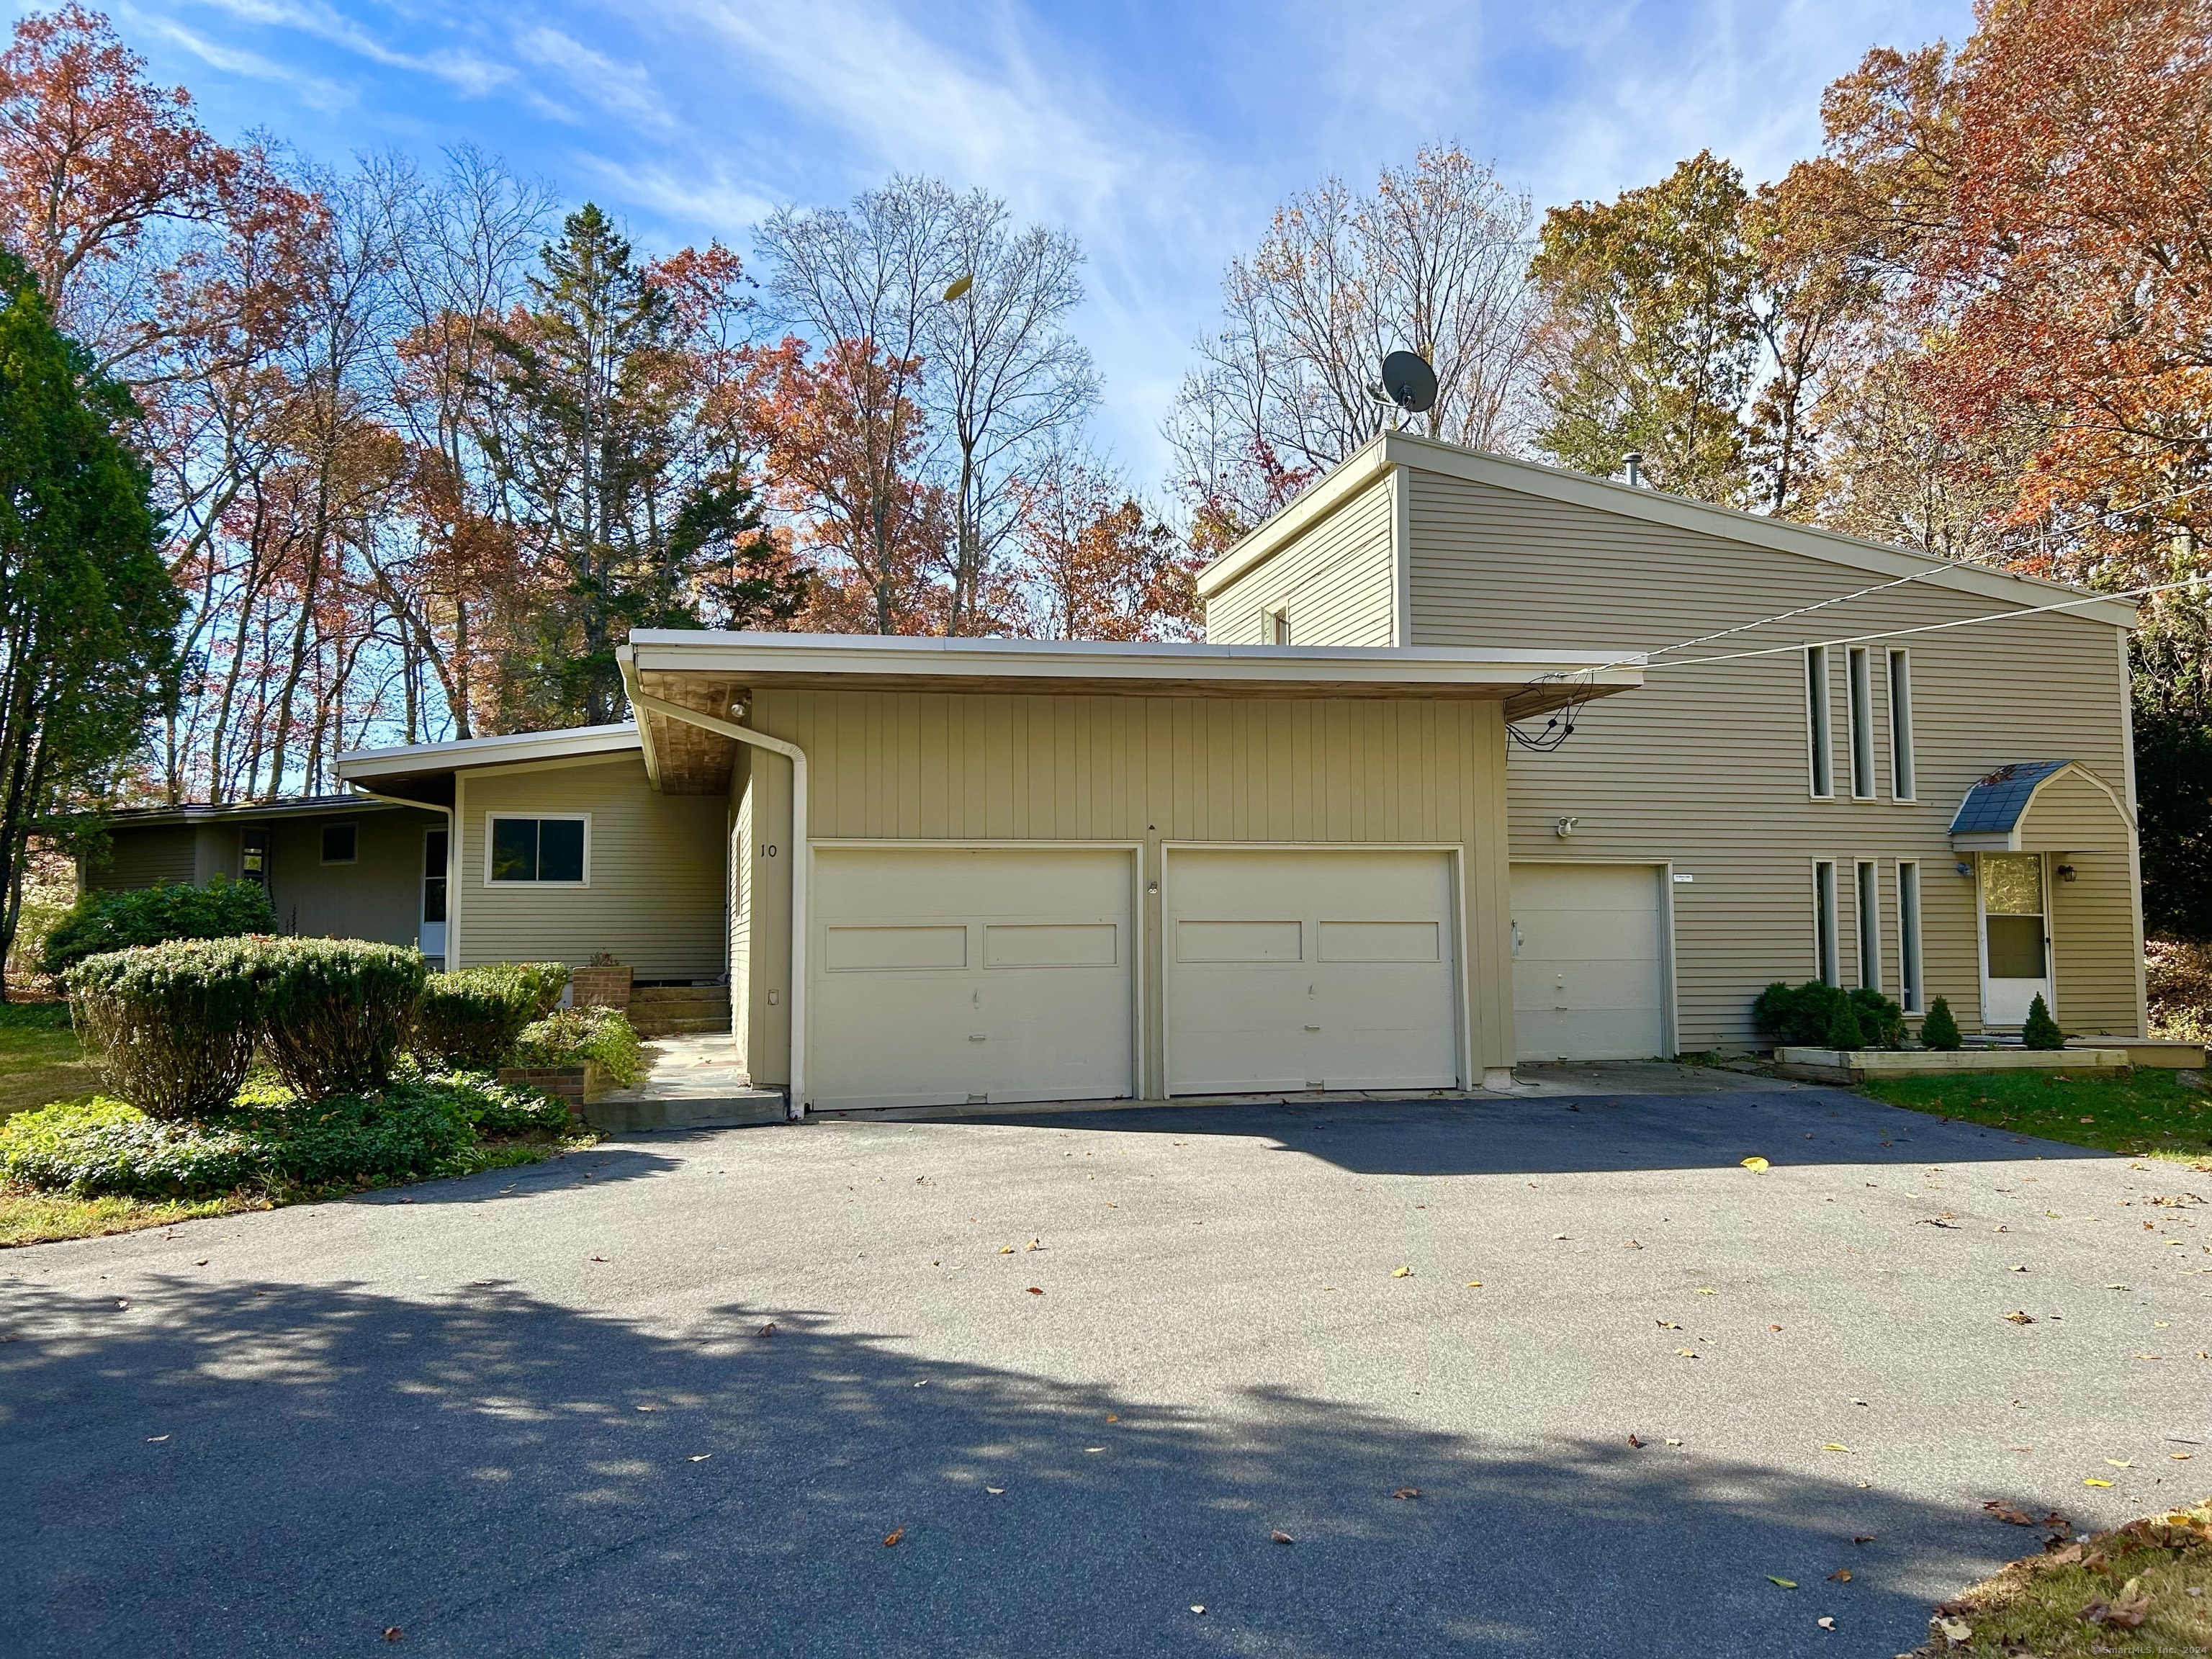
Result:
[93, 0, 1973, 483]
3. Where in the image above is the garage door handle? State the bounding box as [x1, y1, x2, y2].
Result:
[968, 1033, 986, 1042]
[1304, 1024, 1321, 1033]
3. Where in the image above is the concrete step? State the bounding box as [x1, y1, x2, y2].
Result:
[584, 1089, 785, 1132]
[635, 1014, 734, 1037]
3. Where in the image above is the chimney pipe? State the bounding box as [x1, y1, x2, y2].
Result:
[1622, 451, 1645, 489]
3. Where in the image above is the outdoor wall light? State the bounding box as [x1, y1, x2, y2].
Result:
[2057, 865, 2077, 882]
[1554, 817, 1580, 840]
[1955, 861, 1974, 877]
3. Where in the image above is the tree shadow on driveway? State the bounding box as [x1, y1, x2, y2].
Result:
[958, 1089, 2092, 1178]
[2, 1274, 2028, 1659]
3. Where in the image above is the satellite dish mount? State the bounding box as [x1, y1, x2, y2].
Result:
[1369, 350, 1438, 428]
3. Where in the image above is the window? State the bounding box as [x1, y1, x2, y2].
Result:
[1806, 646, 1833, 797]
[487, 814, 588, 884]
[1847, 646, 1875, 799]
[1887, 649, 1916, 799]
[1856, 860, 1880, 990]
[1270, 608, 1290, 645]
[1814, 860, 1839, 985]
[423, 829, 449, 923]
[240, 830, 270, 890]
[320, 822, 357, 865]
[1897, 860, 1923, 1012]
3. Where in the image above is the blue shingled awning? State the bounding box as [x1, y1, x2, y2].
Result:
[1948, 760, 2074, 837]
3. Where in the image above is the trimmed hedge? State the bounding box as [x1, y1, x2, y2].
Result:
[41, 878, 274, 974]
[1753, 979, 1907, 1051]
[513, 1006, 644, 1087]
[257, 939, 427, 1099]
[410, 963, 570, 1071]
[65, 938, 266, 1120]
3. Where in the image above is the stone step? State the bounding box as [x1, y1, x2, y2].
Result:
[584, 1089, 785, 1133]
[635, 1014, 734, 1038]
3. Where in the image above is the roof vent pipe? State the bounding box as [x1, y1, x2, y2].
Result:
[1622, 451, 1645, 489]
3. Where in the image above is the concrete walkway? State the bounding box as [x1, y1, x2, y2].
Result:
[588, 1033, 783, 1130]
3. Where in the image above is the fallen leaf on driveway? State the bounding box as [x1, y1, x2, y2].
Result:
[999, 1245, 1015, 1254]
[1984, 1502, 2035, 1525]
[1552, 1233, 1569, 1241]
[2172, 1452, 2195, 1461]
[2084, 1478, 2115, 1488]
[194, 1259, 208, 1267]
[1465, 1280, 1483, 1287]
[635, 1405, 656, 1412]
[145, 1436, 168, 1444]
[1391, 1266, 1413, 1277]
[1665, 1438, 1683, 1446]
[1271, 1529, 1295, 1544]
[688, 1455, 711, 1462]
[1817, 1614, 1835, 1629]
[1821, 1443, 1851, 1453]
[1189, 1605, 1205, 1614]
[1392, 1487, 1420, 1498]
[383, 1629, 403, 1643]
[1768, 1575, 1798, 1588]
[757, 1322, 776, 1338]
[1623, 1239, 1642, 1249]
[2104, 1459, 2134, 1468]
[589, 1256, 607, 1263]
[1676, 1348, 1699, 1359]
[1828, 1568, 1851, 1582]
[1741, 1156, 1770, 1172]
[1694, 1287, 1717, 1295]
[986, 1486, 1004, 1494]
[2105, 1283, 2130, 1290]
[883, 1527, 904, 1546]
[1627, 1434, 1643, 1448]
[1024, 1239, 1043, 1251]
[2005, 1310, 2036, 1324]
[1657, 1320, 1681, 1329]
[1852, 1535, 1875, 1545]
[1105, 1413, 1118, 1423]
[1025, 1287, 1044, 1295]
[1936, 1617, 1970, 1641]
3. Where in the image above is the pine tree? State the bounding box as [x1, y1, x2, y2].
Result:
[2020, 994, 2065, 1051]
[1919, 995, 1962, 1051]
[1825, 995, 1867, 1052]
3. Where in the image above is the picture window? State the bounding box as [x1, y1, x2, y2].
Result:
[487, 814, 588, 884]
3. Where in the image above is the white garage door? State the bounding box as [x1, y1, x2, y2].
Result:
[1511, 863, 1667, 1061]
[811, 846, 1134, 1111]
[1166, 848, 1459, 1095]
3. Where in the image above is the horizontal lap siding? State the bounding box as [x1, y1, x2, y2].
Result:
[1401, 469, 2142, 1047]
[2020, 773, 2127, 850]
[1202, 475, 1397, 646]
[458, 757, 725, 977]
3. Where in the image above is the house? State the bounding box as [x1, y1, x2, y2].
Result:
[83, 432, 2145, 1113]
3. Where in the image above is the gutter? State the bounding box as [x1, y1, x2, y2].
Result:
[621, 662, 810, 1122]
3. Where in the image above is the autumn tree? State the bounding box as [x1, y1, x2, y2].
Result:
[1169, 146, 1540, 544]
[1012, 452, 1200, 642]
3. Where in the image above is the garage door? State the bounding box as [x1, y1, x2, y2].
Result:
[1166, 848, 1459, 1094]
[1511, 863, 1667, 1061]
[810, 846, 1134, 1110]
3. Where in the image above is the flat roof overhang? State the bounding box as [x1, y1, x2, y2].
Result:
[336, 724, 642, 801]
[621, 630, 1643, 793]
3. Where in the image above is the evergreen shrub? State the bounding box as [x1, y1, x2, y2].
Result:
[41, 877, 274, 974]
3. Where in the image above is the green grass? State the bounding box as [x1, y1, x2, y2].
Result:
[1860, 1067, 2212, 1161]
[0, 1185, 256, 1245]
[0, 1000, 93, 1120]
[1907, 1498, 2212, 1656]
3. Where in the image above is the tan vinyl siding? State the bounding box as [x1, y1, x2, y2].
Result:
[2018, 770, 2128, 851]
[1390, 467, 2141, 1046]
[730, 745, 794, 1084]
[1201, 472, 1398, 646]
[86, 826, 195, 889]
[737, 688, 1514, 1092]
[2051, 853, 2139, 1034]
[457, 755, 724, 976]
[264, 810, 437, 948]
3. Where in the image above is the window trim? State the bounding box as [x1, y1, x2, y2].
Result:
[1813, 859, 1840, 986]
[1896, 859, 1923, 1013]
[1887, 648, 1917, 801]
[1855, 858, 1880, 992]
[1269, 608, 1291, 646]
[1846, 646, 1875, 800]
[1805, 645, 1834, 799]
[319, 822, 359, 866]
[482, 811, 592, 888]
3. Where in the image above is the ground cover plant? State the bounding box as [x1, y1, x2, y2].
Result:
[1907, 1498, 2212, 1656]
[1860, 1068, 2212, 1162]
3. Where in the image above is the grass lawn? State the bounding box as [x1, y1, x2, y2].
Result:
[1908, 1499, 2212, 1655]
[0, 1001, 94, 1120]
[0, 1187, 261, 1246]
[1858, 1067, 2212, 1162]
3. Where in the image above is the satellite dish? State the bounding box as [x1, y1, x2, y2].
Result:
[1380, 350, 1437, 414]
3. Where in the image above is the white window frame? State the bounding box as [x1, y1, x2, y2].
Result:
[1270, 608, 1291, 645]
[1805, 646, 1833, 799]
[1855, 858, 1880, 992]
[1813, 859, 1840, 985]
[1846, 646, 1875, 800]
[483, 811, 592, 888]
[1896, 859, 1923, 1012]
[1887, 648, 1917, 801]
[320, 822, 359, 866]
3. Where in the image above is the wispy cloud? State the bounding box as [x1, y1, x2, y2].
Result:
[122, 8, 354, 111]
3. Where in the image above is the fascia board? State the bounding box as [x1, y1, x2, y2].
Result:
[1377, 434, 2141, 630]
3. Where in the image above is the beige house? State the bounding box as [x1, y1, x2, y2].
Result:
[87, 433, 2145, 1114]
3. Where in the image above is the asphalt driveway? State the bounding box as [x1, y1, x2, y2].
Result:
[4, 1073, 2208, 1658]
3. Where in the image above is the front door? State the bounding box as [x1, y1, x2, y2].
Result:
[1979, 853, 2049, 1026]
[421, 827, 449, 962]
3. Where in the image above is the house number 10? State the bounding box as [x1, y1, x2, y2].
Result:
[759, 843, 778, 858]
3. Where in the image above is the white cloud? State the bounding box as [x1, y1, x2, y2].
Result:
[514, 25, 670, 130]
[122, 9, 355, 111]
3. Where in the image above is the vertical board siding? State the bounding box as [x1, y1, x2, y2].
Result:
[457, 756, 725, 976]
[86, 826, 195, 889]
[1385, 467, 2141, 1047]
[265, 810, 439, 948]
[737, 689, 1514, 1087]
[1200, 475, 1398, 645]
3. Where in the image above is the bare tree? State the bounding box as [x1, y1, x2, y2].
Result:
[1167, 145, 1542, 541]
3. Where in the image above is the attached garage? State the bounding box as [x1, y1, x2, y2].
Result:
[1510, 863, 1672, 1061]
[1165, 847, 1461, 1094]
[810, 845, 1136, 1110]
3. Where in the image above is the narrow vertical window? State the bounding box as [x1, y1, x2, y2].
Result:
[1271, 608, 1290, 645]
[1856, 860, 1880, 990]
[1815, 860, 1839, 986]
[1847, 646, 1874, 799]
[1806, 646, 1833, 798]
[1897, 860, 1923, 1012]
[1888, 649, 1915, 800]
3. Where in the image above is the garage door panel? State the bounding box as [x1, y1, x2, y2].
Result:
[811, 848, 1133, 1110]
[1167, 849, 1459, 1094]
[1511, 863, 1667, 1061]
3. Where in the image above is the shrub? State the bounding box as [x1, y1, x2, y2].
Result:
[41, 877, 274, 974]
[1753, 979, 1905, 1050]
[412, 967, 541, 1071]
[512, 1005, 644, 1087]
[503, 962, 572, 1017]
[256, 938, 428, 1100]
[1847, 986, 1907, 1049]
[1825, 996, 1867, 1051]
[65, 938, 265, 1120]
[0, 1083, 479, 1200]
[2021, 994, 2066, 1051]
[2146, 940, 2212, 1040]
[1920, 994, 1963, 1050]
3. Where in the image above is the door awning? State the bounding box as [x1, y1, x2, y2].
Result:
[1949, 760, 2132, 853]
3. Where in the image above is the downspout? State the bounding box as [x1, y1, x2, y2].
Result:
[345, 782, 457, 968]
[621, 670, 810, 1121]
